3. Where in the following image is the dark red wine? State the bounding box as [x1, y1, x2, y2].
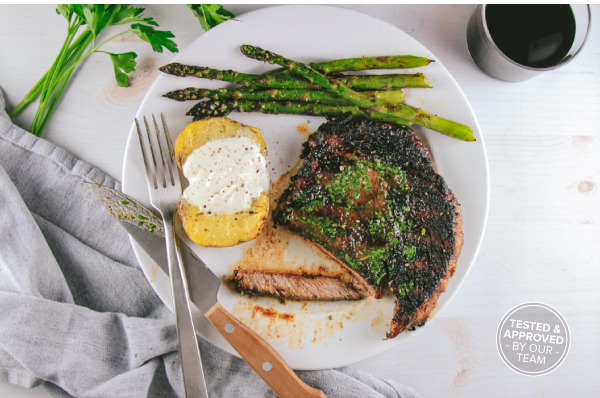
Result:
[485, 5, 576, 68]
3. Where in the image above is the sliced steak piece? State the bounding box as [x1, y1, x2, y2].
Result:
[233, 269, 362, 301]
[272, 115, 464, 338]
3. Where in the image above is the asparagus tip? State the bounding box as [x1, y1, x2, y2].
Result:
[162, 92, 182, 101]
[240, 44, 267, 61]
[158, 63, 185, 76]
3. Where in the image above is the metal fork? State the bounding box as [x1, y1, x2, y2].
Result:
[136, 114, 208, 398]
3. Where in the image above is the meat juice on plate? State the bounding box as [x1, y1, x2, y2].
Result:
[228, 164, 395, 350]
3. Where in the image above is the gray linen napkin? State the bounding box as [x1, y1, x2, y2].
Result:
[0, 87, 420, 398]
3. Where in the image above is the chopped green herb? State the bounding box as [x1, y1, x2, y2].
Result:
[397, 280, 414, 296]
[289, 154, 420, 288]
[402, 245, 416, 261]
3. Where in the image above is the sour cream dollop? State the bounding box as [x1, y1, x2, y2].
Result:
[182, 136, 269, 215]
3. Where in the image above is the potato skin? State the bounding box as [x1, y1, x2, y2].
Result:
[175, 117, 266, 169]
[175, 118, 269, 247]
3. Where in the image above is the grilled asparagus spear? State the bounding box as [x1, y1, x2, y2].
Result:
[186, 99, 411, 127]
[264, 54, 433, 75]
[314, 54, 433, 73]
[163, 87, 403, 104]
[159, 62, 432, 90]
[239, 45, 474, 141]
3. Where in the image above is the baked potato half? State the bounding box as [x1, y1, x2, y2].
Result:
[175, 117, 269, 247]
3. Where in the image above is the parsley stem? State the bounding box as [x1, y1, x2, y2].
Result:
[95, 29, 134, 49]
[49, 29, 132, 93]
[30, 18, 91, 136]
[11, 5, 178, 136]
[9, 25, 92, 121]
[8, 71, 49, 119]
[33, 29, 134, 135]
[35, 32, 92, 135]
[31, 19, 82, 133]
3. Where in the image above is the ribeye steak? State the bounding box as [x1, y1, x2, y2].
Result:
[272, 115, 464, 338]
[233, 269, 362, 301]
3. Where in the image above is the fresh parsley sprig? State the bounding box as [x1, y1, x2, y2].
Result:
[10, 4, 179, 137]
[188, 4, 235, 31]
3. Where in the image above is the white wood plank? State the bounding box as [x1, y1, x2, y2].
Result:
[0, 4, 598, 397]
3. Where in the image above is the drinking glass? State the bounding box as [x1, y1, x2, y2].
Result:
[466, 4, 591, 82]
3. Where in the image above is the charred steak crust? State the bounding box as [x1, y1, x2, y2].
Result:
[233, 269, 362, 301]
[272, 116, 464, 337]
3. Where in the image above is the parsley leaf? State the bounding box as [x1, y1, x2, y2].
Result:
[55, 4, 73, 20]
[110, 6, 158, 26]
[131, 23, 179, 53]
[188, 4, 234, 31]
[107, 52, 137, 87]
[73, 5, 115, 39]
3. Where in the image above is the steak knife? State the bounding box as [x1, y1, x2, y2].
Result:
[85, 183, 326, 398]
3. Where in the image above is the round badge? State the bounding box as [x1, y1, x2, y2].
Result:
[497, 302, 570, 376]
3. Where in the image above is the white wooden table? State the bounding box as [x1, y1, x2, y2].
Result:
[1, 4, 598, 397]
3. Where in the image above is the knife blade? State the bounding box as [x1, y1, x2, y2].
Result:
[84, 182, 165, 236]
[86, 183, 327, 398]
[84, 182, 220, 309]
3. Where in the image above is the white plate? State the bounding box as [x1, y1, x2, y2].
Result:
[122, 5, 489, 370]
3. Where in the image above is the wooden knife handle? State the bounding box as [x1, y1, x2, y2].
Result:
[205, 302, 327, 398]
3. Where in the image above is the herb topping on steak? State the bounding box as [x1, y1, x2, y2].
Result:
[272, 115, 463, 337]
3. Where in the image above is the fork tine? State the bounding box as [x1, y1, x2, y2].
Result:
[135, 117, 157, 189]
[146, 116, 166, 189]
[160, 113, 179, 187]
[153, 114, 177, 188]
